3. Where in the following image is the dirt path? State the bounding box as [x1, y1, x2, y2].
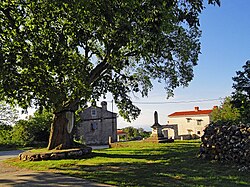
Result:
[0, 150, 114, 187]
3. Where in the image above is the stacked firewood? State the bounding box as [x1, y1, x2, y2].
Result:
[199, 122, 250, 165]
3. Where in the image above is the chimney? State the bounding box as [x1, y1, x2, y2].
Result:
[101, 101, 107, 110]
[194, 106, 199, 111]
[213, 106, 218, 110]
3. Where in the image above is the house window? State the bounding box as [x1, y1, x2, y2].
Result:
[91, 122, 98, 130]
[91, 109, 97, 117]
[197, 131, 201, 135]
[197, 119, 202, 125]
[187, 129, 193, 135]
[186, 118, 192, 123]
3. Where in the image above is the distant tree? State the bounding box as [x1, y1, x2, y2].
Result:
[122, 127, 138, 140]
[0, 0, 220, 149]
[122, 126, 150, 140]
[140, 130, 151, 139]
[12, 120, 34, 146]
[211, 97, 241, 123]
[29, 109, 53, 143]
[0, 123, 13, 146]
[11, 109, 53, 146]
[231, 61, 250, 123]
[0, 101, 18, 126]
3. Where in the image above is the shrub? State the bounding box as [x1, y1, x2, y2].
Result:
[12, 120, 34, 146]
[0, 124, 14, 147]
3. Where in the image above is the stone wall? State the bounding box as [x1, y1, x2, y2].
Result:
[76, 104, 117, 145]
[19, 147, 92, 161]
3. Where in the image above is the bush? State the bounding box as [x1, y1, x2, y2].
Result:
[11, 109, 53, 147]
[0, 124, 14, 147]
[28, 109, 52, 142]
[12, 120, 34, 146]
[122, 127, 150, 140]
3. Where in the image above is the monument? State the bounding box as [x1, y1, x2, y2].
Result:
[145, 111, 174, 143]
[151, 111, 164, 138]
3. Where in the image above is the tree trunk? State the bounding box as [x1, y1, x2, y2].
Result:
[47, 111, 73, 150]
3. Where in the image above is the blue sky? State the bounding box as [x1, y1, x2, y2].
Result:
[109, 1, 250, 131]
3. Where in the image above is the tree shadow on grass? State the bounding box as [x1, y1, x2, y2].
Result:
[53, 145, 250, 187]
[57, 160, 250, 187]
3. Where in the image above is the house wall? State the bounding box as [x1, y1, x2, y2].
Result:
[168, 114, 211, 137]
[76, 105, 117, 145]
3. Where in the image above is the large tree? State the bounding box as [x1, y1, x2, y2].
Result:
[231, 60, 250, 123]
[0, 0, 220, 150]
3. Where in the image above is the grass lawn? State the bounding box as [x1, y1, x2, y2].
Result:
[6, 140, 250, 187]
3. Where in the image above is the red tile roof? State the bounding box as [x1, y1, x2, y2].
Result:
[117, 130, 127, 135]
[168, 108, 213, 117]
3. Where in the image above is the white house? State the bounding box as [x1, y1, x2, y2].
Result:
[164, 106, 216, 139]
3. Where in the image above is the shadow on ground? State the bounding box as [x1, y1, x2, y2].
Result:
[0, 171, 114, 187]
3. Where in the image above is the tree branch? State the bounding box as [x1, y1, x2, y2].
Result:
[0, 8, 19, 33]
[88, 47, 112, 84]
[124, 50, 138, 57]
[88, 61, 110, 84]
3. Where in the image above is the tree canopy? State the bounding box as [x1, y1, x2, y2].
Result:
[0, 0, 220, 120]
[0, 0, 220, 149]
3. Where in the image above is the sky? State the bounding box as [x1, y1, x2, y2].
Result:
[103, 1, 250, 131]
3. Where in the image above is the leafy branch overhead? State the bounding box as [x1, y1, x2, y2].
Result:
[0, 0, 220, 121]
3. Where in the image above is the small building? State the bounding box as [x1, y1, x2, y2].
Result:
[164, 106, 216, 139]
[76, 101, 117, 145]
[117, 129, 127, 141]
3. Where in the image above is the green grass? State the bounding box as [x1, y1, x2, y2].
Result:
[6, 140, 250, 187]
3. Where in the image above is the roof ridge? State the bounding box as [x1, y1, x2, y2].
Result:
[168, 109, 213, 117]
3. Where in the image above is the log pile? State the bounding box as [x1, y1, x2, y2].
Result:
[199, 122, 250, 165]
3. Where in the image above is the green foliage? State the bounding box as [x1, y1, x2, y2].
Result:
[0, 0, 220, 122]
[211, 97, 241, 123]
[137, 127, 151, 139]
[12, 120, 34, 146]
[0, 124, 13, 146]
[122, 126, 150, 140]
[0, 101, 18, 147]
[4, 109, 53, 147]
[0, 123, 12, 131]
[231, 61, 250, 123]
[28, 109, 53, 142]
